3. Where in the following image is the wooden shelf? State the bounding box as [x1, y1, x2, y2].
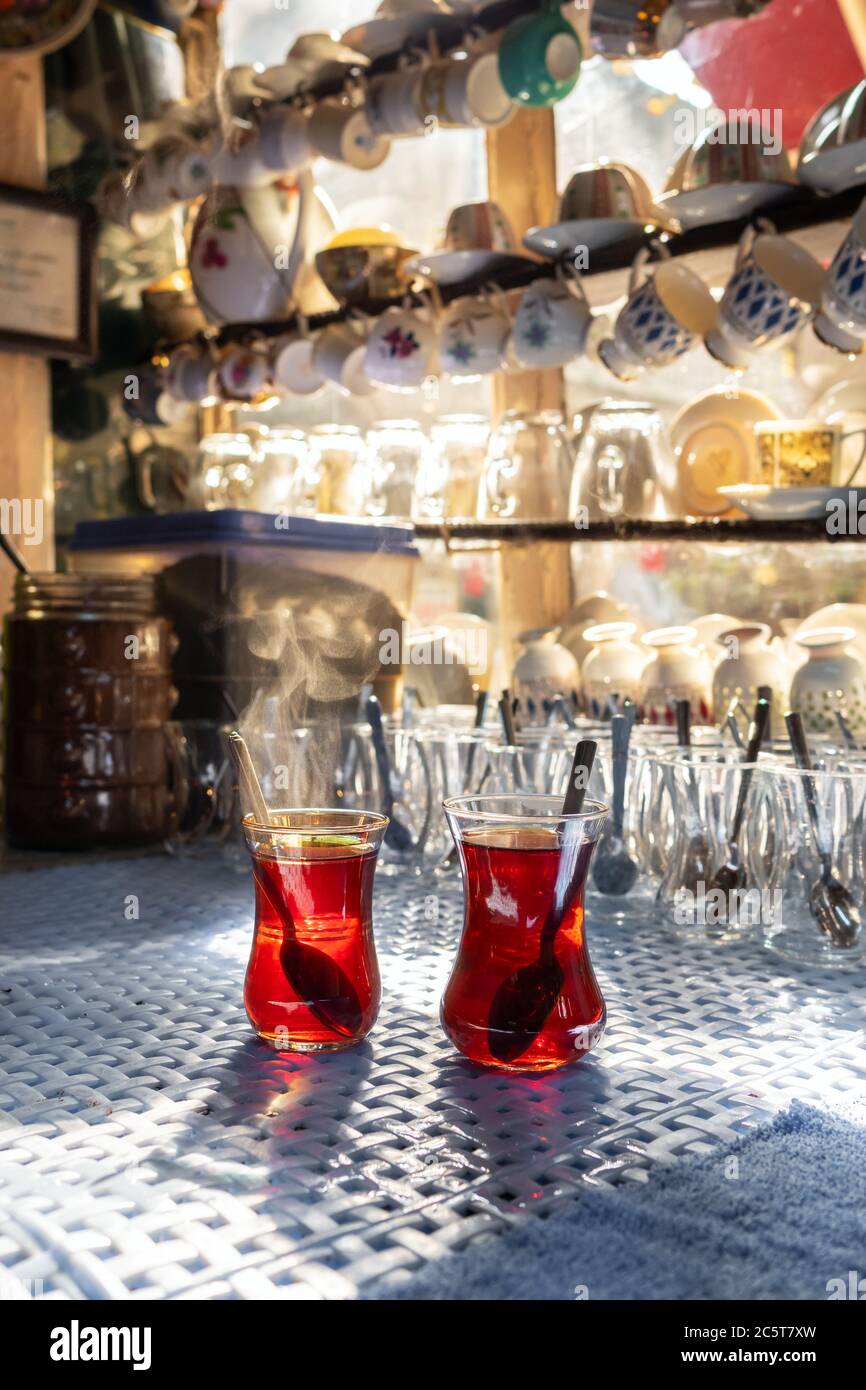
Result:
[412, 517, 866, 544]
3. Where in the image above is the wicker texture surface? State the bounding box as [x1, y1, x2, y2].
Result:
[0, 857, 864, 1300]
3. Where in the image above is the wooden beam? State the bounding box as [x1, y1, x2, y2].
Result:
[837, 0, 866, 73]
[0, 55, 52, 612]
[485, 106, 573, 668]
[486, 107, 563, 421]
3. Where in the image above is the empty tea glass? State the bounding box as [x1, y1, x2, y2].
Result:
[759, 762, 866, 968]
[413, 728, 492, 869]
[655, 750, 784, 942]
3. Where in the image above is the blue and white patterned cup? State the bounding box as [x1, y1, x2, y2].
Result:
[705, 221, 824, 369]
[814, 198, 866, 355]
[599, 246, 716, 381]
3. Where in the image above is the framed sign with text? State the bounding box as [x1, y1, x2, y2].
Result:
[0, 184, 98, 361]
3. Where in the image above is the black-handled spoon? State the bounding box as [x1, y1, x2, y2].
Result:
[786, 711, 860, 948]
[366, 695, 413, 852]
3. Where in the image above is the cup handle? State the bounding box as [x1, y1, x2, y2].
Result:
[556, 261, 589, 306]
[595, 444, 626, 517]
[627, 247, 652, 297]
[841, 428, 866, 486]
[484, 282, 514, 326]
[734, 220, 770, 269]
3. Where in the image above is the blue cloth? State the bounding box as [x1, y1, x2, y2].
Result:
[367, 1103, 866, 1300]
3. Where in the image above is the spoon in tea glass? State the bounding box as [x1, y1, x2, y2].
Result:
[486, 739, 598, 1066]
[786, 711, 861, 949]
[592, 714, 638, 896]
[710, 698, 770, 894]
[366, 695, 414, 853]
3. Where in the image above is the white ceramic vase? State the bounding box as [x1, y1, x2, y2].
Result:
[639, 625, 712, 723]
[581, 622, 647, 713]
[712, 622, 790, 736]
[512, 628, 580, 705]
[789, 626, 866, 737]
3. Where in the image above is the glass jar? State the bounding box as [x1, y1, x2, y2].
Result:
[3, 573, 177, 849]
[249, 429, 309, 513]
[363, 420, 428, 521]
[190, 433, 254, 510]
[478, 409, 575, 521]
[307, 425, 369, 517]
[414, 415, 490, 523]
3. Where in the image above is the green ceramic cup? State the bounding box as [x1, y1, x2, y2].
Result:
[497, 6, 582, 108]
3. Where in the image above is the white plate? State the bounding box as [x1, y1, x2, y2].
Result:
[798, 140, 866, 194]
[656, 181, 796, 230]
[523, 218, 655, 259]
[669, 386, 781, 516]
[717, 483, 866, 520]
[405, 249, 536, 287]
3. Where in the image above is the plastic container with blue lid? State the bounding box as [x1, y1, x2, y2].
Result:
[68, 511, 420, 719]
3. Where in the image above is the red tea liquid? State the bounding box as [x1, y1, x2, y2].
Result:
[441, 826, 605, 1072]
[245, 842, 380, 1049]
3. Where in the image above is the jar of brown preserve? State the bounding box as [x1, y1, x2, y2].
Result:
[3, 573, 178, 849]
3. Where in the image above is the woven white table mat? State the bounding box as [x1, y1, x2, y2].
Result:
[0, 857, 864, 1300]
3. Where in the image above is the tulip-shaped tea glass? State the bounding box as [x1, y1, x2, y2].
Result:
[441, 794, 609, 1073]
[243, 809, 388, 1050]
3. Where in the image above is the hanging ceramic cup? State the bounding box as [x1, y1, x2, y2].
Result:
[498, 2, 582, 108]
[511, 270, 598, 369]
[814, 196, 866, 355]
[312, 320, 375, 396]
[164, 343, 217, 403]
[417, 50, 514, 129]
[363, 300, 437, 391]
[271, 320, 327, 397]
[308, 100, 391, 170]
[705, 220, 824, 369]
[439, 290, 511, 379]
[598, 245, 716, 381]
[217, 344, 273, 402]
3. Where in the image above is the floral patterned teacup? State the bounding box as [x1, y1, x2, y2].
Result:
[363, 304, 437, 391]
[439, 293, 510, 378]
[512, 273, 594, 369]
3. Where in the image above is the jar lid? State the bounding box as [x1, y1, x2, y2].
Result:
[13, 572, 157, 619]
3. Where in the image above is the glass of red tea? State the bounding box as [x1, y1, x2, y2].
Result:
[242, 808, 388, 1051]
[441, 794, 609, 1073]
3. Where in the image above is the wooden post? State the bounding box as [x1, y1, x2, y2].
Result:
[486, 108, 563, 420]
[485, 107, 573, 667]
[837, 0, 866, 72]
[0, 55, 52, 611]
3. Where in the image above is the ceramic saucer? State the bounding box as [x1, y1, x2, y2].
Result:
[656, 181, 797, 230]
[718, 483, 866, 521]
[405, 249, 536, 288]
[669, 386, 781, 516]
